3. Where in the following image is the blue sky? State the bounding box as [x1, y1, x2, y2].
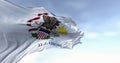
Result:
[9, 0, 120, 63]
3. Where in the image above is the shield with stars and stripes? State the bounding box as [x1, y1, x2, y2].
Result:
[37, 28, 50, 39]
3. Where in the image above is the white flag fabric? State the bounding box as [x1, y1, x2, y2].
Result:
[0, 0, 84, 63]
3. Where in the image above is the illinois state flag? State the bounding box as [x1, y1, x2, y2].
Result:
[0, 0, 84, 63]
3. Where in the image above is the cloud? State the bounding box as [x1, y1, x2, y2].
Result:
[52, 53, 120, 63]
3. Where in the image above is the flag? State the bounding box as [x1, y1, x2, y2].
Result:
[0, 0, 84, 63]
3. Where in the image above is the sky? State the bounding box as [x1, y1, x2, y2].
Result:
[8, 0, 120, 63]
